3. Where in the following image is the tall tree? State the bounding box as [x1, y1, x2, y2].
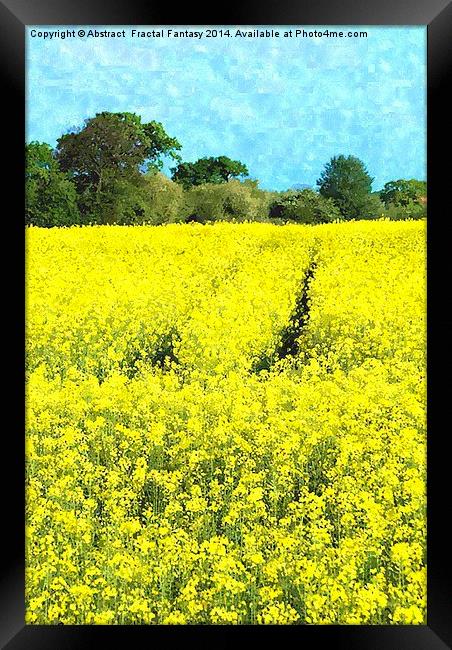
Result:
[55, 112, 182, 222]
[26, 142, 80, 226]
[171, 156, 248, 189]
[317, 155, 382, 220]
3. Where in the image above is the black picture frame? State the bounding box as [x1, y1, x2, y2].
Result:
[2, 0, 450, 647]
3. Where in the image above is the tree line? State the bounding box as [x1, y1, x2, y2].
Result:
[25, 111, 427, 227]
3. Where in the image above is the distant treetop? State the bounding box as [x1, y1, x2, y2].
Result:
[171, 156, 249, 189]
[379, 179, 427, 207]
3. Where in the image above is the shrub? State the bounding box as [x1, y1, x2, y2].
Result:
[184, 179, 270, 223]
[382, 200, 426, 221]
[358, 193, 386, 220]
[269, 189, 342, 224]
[141, 172, 185, 225]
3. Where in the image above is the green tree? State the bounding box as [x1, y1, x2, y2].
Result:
[171, 156, 248, 189]
[269, 189, 342, 224]
[55, 112, 182, 223]
[26, 142, 80, 226]
[379, 179, 427, 207]
[317, 155, 382, 220]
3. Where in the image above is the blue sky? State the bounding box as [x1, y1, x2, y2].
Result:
[26, 26, 426, 191]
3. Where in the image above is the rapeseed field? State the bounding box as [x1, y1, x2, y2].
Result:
[25, 221, 426, 625]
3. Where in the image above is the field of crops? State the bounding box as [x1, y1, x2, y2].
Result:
[26, 220, 426, 625]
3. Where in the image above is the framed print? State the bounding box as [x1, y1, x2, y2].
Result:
[1, 0, 451, 647]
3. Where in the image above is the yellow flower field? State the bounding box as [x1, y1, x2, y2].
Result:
[25, 220, 426, 625]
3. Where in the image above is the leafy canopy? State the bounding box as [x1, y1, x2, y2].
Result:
[171, 156, 249, 189]
[55, 112, 182, 223]
[56, 112, 182, 188]
[379, 179, 427, 207]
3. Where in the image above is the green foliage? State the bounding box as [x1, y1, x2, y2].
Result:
[26, 142, 81, 227]
[269, 189, 342, 224]
[172, 156, 249, 189]
[27, 117, 423, 228]
[86, 173, 148, 225]
[141, 172, 185, 225]
[184, 179, 270, 223]
[55, 112, 181, 223]
[317, 155, 380, 220]
[382, 200, 426, 221]
[361, 193, 386, 220]
[379, 179, 427, 207]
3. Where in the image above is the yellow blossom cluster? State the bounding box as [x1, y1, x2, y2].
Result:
[26, 220, 426, 625]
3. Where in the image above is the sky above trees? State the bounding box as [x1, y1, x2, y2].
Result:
[26, 26, 426, 192]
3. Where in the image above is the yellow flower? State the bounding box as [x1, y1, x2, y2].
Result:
[26, 221, 426, 625]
